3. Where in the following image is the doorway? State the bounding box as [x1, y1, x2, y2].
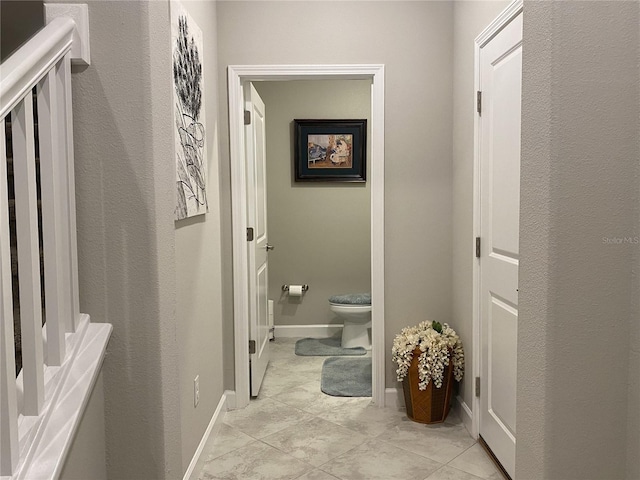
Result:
[228, 65, 386, 410]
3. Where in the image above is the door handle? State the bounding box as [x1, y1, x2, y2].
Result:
[265, 243, 275, 251]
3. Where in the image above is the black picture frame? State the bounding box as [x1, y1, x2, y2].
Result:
[294, 119, 367, 182]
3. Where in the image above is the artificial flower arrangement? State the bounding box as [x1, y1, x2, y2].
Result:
[392, 320, 465, 390]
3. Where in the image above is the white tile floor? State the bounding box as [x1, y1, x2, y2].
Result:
[197, 338, 503, 480]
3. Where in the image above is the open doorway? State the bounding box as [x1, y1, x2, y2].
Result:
[253, 79, 371, 401]
[228, 65, 385, 410]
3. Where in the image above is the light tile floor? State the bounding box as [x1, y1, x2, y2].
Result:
[197, 338, 503, 480]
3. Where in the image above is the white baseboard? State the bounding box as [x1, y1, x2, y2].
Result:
[453, 395, 475, 437]
[274, 324, 342, 338]
[225, 389, 236, 410]
[384, 387, 405, 409]
[183, 391, 231, 480]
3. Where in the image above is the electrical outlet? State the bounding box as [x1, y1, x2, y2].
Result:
[194, 375, 200, 407]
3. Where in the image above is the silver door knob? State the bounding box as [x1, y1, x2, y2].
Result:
[265, 243, 275, 251]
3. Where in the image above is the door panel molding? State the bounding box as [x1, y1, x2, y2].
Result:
[228, 64, 386, 409]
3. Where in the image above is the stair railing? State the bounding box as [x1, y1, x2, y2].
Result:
[1, 16, 85, 477]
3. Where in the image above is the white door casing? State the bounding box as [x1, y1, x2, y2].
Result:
[228, 65, 385, 410]
[473, 2, 523, 478]
[245, 83, 270, 397]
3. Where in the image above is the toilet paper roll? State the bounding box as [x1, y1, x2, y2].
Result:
[288, 285, 304, 297]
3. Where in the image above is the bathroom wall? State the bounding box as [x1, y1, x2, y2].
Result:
[217, 0, 455, 390]
[450, 0, 510, 423]
[254, 80, 371, 327]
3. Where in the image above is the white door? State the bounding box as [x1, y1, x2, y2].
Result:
[245, 83, 270, 397]
[478, 11, 522, 479]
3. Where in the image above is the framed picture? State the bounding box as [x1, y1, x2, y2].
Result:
[294, 119, 367, 182]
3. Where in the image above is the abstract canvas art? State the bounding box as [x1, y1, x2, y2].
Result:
[171, 1, 208, 220]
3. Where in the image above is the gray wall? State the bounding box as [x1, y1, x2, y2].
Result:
[517, 1, 640, 478]
[64, 2, 181, 477]
[218, 0, 454, 390]
[56, 0, 224, 477]
[451, 0, 510, 420]
[175, 0, 225, 468]
[254, 80, 371, 327]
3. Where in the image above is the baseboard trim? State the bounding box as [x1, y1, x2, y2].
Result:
[183, 391, 231, 480]
[385, 387, 405, 409]
[224, 389, 236, 410]
[385, 388, 474, 435]
[454, 395, 474, 437]
[274, 324, 342, 338]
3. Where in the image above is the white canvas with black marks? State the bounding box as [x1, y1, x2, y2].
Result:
[171, 1, 208, 220]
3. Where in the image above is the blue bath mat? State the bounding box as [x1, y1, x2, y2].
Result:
[295, 335, 366, 356]
[321, 357, 372, 397]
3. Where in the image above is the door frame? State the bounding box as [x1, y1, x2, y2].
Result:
[228, 65, 386, 410]
[472, 0, 523, 438]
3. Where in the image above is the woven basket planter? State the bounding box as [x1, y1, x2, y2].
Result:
[402, 348, 454, 424]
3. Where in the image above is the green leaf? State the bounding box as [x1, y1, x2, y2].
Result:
[432, 321, 443, 334]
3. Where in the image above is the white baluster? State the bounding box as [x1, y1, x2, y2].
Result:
[60, 54, 79, 332]
[12, 94, 45, 415]
[38, 68, 66, 366]
[0, 117, 19, 475]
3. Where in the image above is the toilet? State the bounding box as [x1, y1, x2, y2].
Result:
[328, 293, 372, 349]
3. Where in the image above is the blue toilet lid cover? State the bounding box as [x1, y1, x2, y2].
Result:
[328, 293, 371, 305]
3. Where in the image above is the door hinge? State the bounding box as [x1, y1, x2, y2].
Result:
[247, 227, 254, 241]
[477, 91, 482, 115]
[244, 110, 251, 125]
[475, 376, 481, 397]
[476, 237, 481, 258]
[249, 340, 256, 355]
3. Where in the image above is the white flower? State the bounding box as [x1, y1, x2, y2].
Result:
[391, 321, 465, 390]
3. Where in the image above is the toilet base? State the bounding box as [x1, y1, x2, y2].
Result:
[341, 319, 372, 349]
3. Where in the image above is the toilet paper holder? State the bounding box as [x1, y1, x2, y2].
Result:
[282, 284, 309, 292]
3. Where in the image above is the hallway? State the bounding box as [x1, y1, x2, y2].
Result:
[196, 338, 502, 480]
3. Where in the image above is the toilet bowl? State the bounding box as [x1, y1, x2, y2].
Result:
[329, 293, 372, 349]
